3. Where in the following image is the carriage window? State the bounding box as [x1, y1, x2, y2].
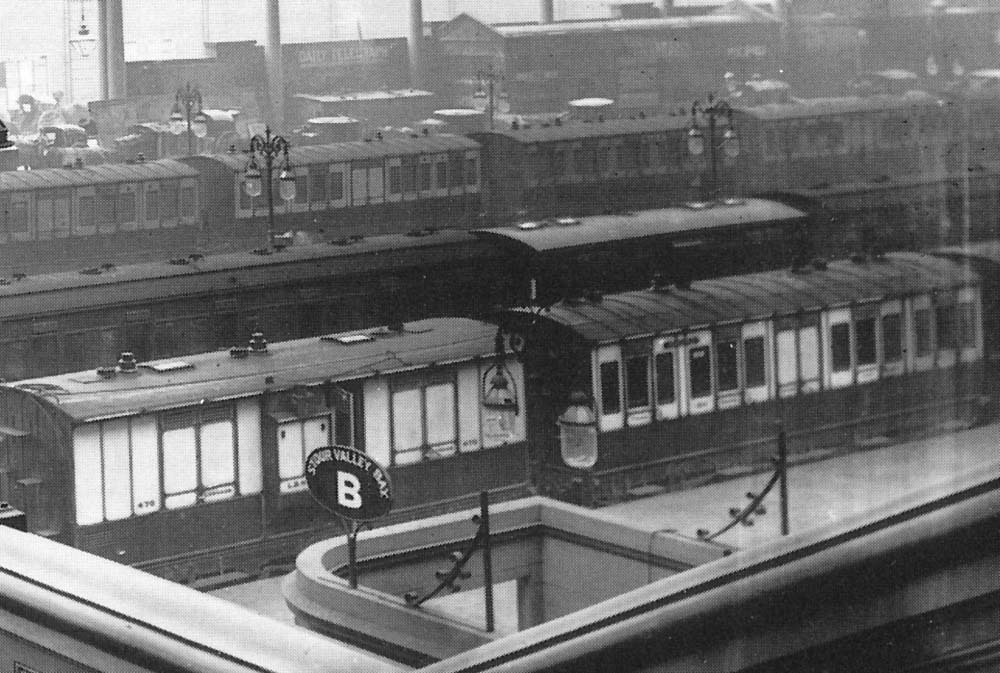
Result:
[716, 340, 738, 392]
[390, 376, 458, 466]
[310, 169, 328, 202]
[162, 426, 198, 509]
[278, 415, 331, 493]
[626, 355, 649, 409]
[777, 330, 797, 390]
[161, 182, 178, 218]
[831, 323, 851, 372]
[117, 191, 136, 223]
[466, 158, 478, 185]
[915, 308, 934, 356]
[295, 174, 309, 204]
[936, 305, 957, 349]
[799, 327, 820, 386]
[882, 314, 903, 362]
[855, 317, 877, 365]
[436, 161, 448, 189]
[180, 186, 196, 217]
[388, 165, 402, 194]
[329, 171, 344, 200]
[449, 154, 464, 187]
[600, 361, 621, 415]
[744, 337, 766, 387]
[958, 302, 977, 348]
[10, 201, 27, 233]
[419, 163, 432, 191]
[655, 352, 675, 404]
[146, 190, 159, 221]
[161, 407, 236, 509]
[689, 346, 712, 398]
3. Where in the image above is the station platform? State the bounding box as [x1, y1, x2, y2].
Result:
[211, 422, 1000, 627]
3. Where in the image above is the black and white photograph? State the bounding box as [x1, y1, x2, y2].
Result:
[0, 1, 998, 671]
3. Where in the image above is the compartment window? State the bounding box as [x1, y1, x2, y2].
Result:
[329, 171, 344, 200]
[161, 182, 178, 219]
[79, 195, 96, 230]
[935, 304, 957, 349]
[419, 163, 432, 191]
[117, 190, 136, 223]
[855, 317, 877, 365]
[958, 302, 977, 348]
[294, 174, 309, 204]
[160, 406, 236, 510]
[277, 415, 332, 494]
[655, 351, 675, 404]
[146, 190, 159, 221]
[390, 375, 458, 466]
[689, 346, 712, 398]
[180, 186, 196, 217]
[715, 339, 738, 392]
[435, 161, 448, 189]
[915, 308, 934, 356]
[625, 355, 649, 409]
[882, 314, 903, 362]
[831, 323, 851, 372]
[799, 326, 820, 386]
[744, 336, 766, 387]
[388, 165, 402, 194]
[466, 157, 479, 185]
[309, 169, 328, 203]
[600, 360, 621, 415]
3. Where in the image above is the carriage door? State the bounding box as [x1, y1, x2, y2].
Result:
[742, 321, 770, 404]
[653, 335, 682, 420]
[682, 330, 714, 416]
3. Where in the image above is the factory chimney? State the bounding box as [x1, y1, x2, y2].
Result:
[265, 0, 285, 131]
[540, 0, 554, 23]
[102, 0, 126, 99]
[408, 0, 424, 89]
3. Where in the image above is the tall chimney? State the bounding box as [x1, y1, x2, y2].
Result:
[265, 0, 284, 130]
[97, 0, 108, 99]
[408, 0, 424, 89]
[540, 0, 554, 23]
[104, 0, 126, 99]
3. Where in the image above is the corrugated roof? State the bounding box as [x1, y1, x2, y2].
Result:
[522, 253, 970, 344]
[12, 317, 496, 423]
[475, 115, 690, 143]
[199, 134, 480, 170]
[0, 159, 197, 192]
[740, 92, 939, 120]
[0, 229, 487, 319]
[473, 199, 805, 252]
[492, 12, 778, 38]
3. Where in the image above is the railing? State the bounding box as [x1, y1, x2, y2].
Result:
[538, 396, 986, 507]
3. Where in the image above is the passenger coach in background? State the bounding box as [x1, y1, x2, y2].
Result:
[0, 318, 529, 583]
[508, 252, 986, 504]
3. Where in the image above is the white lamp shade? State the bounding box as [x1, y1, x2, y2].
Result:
[191, 116, 209, 138]
[244, 167, 262, 197]
[723, 128, 740, 158]
[278, 170, 296, 201]
[687, 127, 705, 156]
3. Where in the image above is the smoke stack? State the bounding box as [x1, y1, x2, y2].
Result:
[265, 0, 284, 130]
[540, 0, 554, 23]
[408, 0, 424, 89]
[104, 0, 125, 99]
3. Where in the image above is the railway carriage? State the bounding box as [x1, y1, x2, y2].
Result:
[181, 133, 482, 243]
[0, 317, 529, 581]
[506, 252, 985, 503]
[0, 159, 200, 274]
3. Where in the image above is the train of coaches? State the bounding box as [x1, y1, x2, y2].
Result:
[0, 242, 996, 583]
[2, 87, 1000, 274]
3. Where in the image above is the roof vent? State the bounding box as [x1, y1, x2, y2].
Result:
[649, 272, 671, 292]
[812, 257, 828, 271]
[96, 366, 117, 379]
[117, 352, 138, 373]
[168, 257, 190, 265]
[12, 273, 26, 281]
[249, 331, 268, 353]
[188, 253, 204, 261]
[850, 252, 868, 264]
[79, 267, 102, 275]
[230, 346, 250, 359]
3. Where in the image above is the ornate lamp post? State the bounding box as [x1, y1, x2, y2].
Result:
[242, 128, 296, 249]
[688, 94, 740, 203]
[69, 0, 98, 58]
[558, 390, 598, 506]
[481, 328, 519, 439]
[169, 83, 208, 155]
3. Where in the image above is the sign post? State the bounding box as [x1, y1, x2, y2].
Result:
[305, 445, 393, 589]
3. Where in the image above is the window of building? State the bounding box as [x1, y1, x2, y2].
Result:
[117, 190, 136, 223]
[831, 322, 851, 372]
[309, 169, 328, 203]
[625, 355, 649, 410]
[655, 351, 675, 404]
[855, 317, 877, 365]
[161, 182, 178, 219]
[600, 360, 621, 415]
[689, 346, 712, 398]
[145, 190, 159, 222]
[435, 161, 448, 189]
[419, 163, 432, 191]
[882, 313, 903, 362]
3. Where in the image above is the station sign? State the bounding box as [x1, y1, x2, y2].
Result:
[305, 446, 393, 521]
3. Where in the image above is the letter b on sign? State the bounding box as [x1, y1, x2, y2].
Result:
[337, 471, 362, 509]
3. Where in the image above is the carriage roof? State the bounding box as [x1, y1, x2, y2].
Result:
[519, 253, 974, 344]
[8, 317, 497, 423]
[0, 159, 197, 192]
[472, 199, 805, 253]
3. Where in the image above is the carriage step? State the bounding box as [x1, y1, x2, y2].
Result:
[191, 570, 252, 591]
[626, 484, 668, 500]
